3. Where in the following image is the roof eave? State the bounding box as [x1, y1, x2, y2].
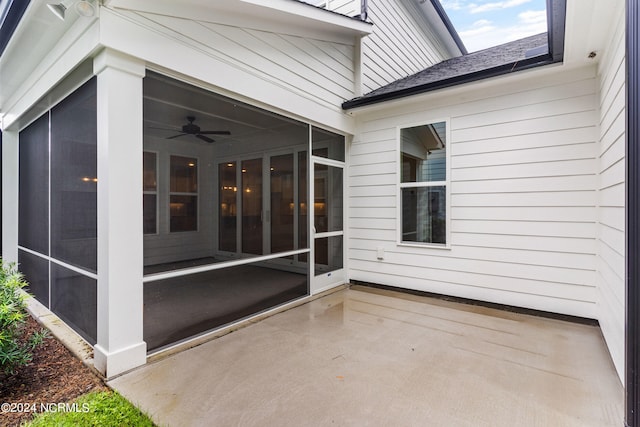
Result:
[342, 54, 560, 110]
[547, 0, 566, 62]
[106, 0, 373, 39]
[343, 0, 567, 110]
[429, 0, 467, 55]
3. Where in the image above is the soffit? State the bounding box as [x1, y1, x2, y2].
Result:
[0, 1, 84, 115]
[563, 0, 622, 66]
[105, 0, 372, 44]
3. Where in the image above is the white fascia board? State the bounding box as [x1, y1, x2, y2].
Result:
[345, 61, 595, 118]
[106, 0, 372, 44]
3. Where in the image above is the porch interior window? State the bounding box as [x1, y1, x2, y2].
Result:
[218, 161, 237, 252]
[169, 155, 198, 232]
[143, 151, 158, 234]
[271, 154, 295, 254]
[241, 158, 262, 254]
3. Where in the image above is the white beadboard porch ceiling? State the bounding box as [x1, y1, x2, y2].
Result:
[143, 71, 309, 152]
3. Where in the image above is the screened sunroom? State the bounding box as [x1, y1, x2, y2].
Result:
[15, 64, 348, 364]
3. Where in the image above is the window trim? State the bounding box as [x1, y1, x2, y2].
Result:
[143, 150, 159, 235]
[396, 118, 452, 250]
[168, 154, 200, 233]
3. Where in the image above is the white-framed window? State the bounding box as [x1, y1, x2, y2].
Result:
[169, 155, 198, 232]
[143, 151, 158, 234]
[398, 120, 450, 247]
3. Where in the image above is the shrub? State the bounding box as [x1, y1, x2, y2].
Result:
[0, 259, 48, 376]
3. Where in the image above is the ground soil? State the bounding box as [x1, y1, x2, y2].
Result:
[0, 316, 107, 427]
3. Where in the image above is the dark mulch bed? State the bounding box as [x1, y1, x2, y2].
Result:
[0, 316, 107, 426]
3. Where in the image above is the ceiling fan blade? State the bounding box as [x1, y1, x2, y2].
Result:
[148, 126, 181, 131]
[166, 133, 187, 139]
[198, 130, 231, 135]
[196, 134, 215, 143]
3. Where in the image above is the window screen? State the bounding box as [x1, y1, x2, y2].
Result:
[19, 114, 50, 255]
[51, 263, 97, 344]
[50, 77, 97, 272]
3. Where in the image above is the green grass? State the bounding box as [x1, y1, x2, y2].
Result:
[25, 390, 156, 427]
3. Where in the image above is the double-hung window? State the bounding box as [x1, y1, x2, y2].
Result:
[143, 151, 158, 234]
[169, 155, 198, 232]
[399, 121, 449, 246]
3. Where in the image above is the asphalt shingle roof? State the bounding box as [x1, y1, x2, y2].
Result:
[343, 32, 551, 109]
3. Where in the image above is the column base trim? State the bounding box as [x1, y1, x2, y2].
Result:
[94, 342, 147, 379]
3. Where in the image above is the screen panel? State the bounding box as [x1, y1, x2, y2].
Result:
[50, 78, 97, 272]
[18, 249, 50, 307]
[51, 263, 97, 345]
[19, 114, 50, 255]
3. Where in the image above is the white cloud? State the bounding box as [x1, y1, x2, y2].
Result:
[470, 19, 493, 27]
[439, 0, 467, 10]
[459, 9, 547, 52]
[518, 9, 546, 25]
[459, 19, 495, 38]
[469, 0, 532, 14]
[459, 24, 496, 40]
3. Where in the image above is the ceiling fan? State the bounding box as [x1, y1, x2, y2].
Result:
[154, 116, 231, 143]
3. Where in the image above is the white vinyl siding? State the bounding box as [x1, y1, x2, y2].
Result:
[349, 65, 599, 318]
[596, 5, 626, 381]
[304, 0, 361, 17]
[100, 8, 356, 126]
[330, 0, 360, 17]
[361, 0, 451, 93]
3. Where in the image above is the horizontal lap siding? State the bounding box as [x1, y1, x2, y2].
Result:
[362, 0, 449, 92]
[349, 67, 599, 318]
[132, 12, 355, 112]
[596, 6, 626, 380]
[328, 0, 360, 17]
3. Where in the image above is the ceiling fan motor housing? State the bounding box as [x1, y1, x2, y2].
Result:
[183, 116, 200, 134]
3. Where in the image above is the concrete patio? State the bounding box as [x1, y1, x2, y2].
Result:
[109, 285, 623, 426]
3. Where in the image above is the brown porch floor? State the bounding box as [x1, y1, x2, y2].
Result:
[109, 286, 623, 426]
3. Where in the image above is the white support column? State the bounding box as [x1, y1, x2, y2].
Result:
[2, 130, 19, 263]
[93, 49, 146, 378]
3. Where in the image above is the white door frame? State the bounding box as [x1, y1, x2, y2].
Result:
[310, 155, 346, 294]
